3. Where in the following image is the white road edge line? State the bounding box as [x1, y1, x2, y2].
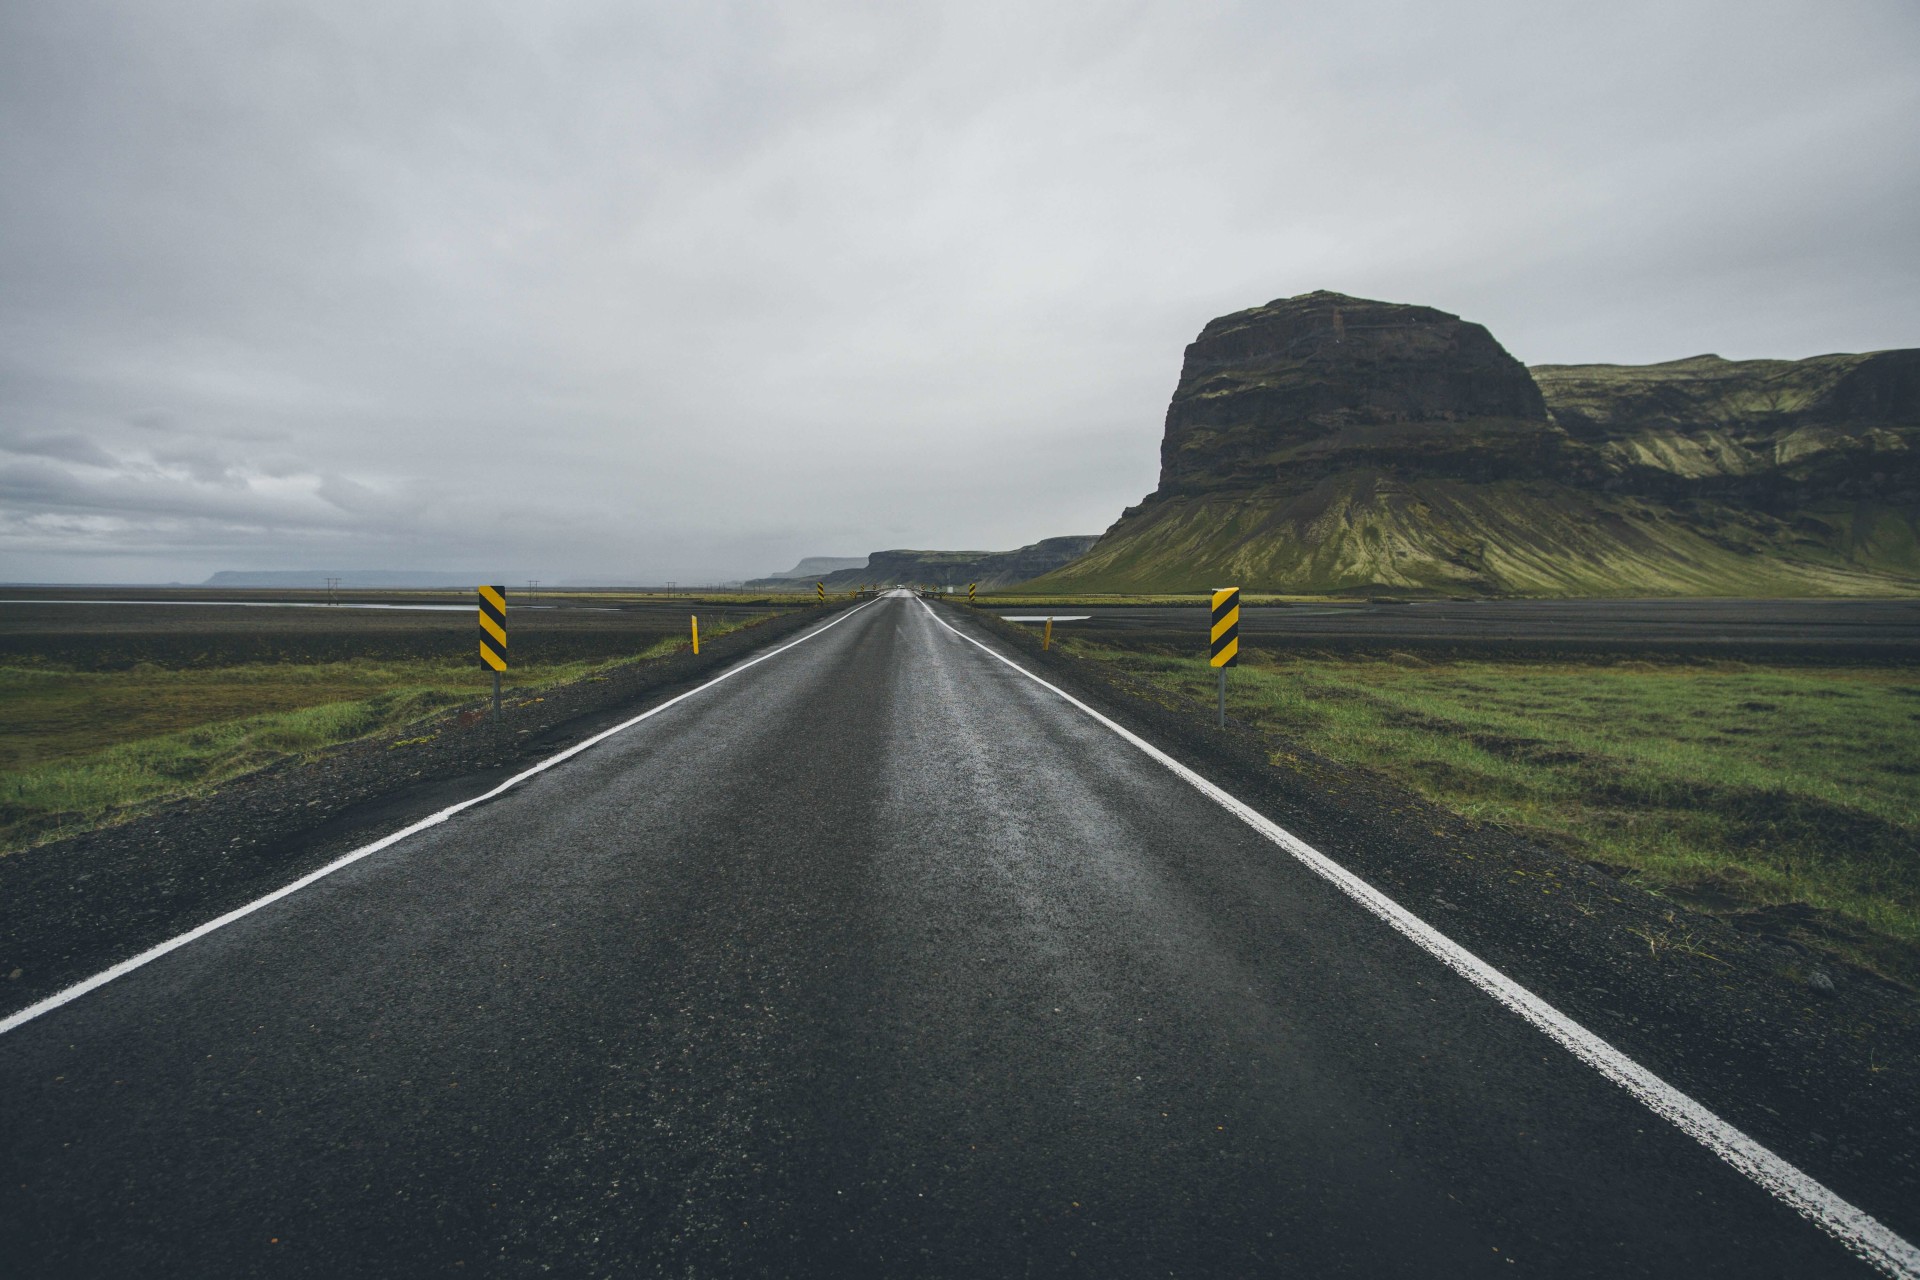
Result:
[0, 597, 882, 1040]
[920, 599, 1920, 1280]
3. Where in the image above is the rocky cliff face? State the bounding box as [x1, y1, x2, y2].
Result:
[1159, 291, 1559, 494]
[1031, 291, 1920, 596]
[1534, 351, 1920, 508]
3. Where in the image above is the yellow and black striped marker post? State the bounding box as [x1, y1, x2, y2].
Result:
[1210, 586, 1239, 728]
[478, 584, 507, 719]
[967, 582, 977, 604]
[815, 581, 826, 602]
[691, 615, 699, 655]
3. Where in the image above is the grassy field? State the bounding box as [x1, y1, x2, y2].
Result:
[0, 607, 769, 853]
[1064, 638, 1920, 985]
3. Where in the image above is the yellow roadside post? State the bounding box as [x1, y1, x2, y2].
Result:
[1210, 586, 1240, 728]
[691, 615, 699, 654]
[1043, 617, 1053, 651]
[967, 582, 977, 604]
[478, 584, 507, 720]
[815, 581, 826, 602]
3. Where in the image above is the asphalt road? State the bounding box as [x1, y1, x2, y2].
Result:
[0, 594, 1903, 1277]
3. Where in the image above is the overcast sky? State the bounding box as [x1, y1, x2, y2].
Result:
[2, 1, 1915, 584]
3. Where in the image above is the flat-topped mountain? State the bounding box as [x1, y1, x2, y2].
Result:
[1032, 292, 1919, 596]
[1159, 291, 1557, 494]
[745, 536, 1099, 591]
[759, 555, 868, 581]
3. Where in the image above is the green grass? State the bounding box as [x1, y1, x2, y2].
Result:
[0, 614, 767, 853]
[1068, 639, 1920, 984]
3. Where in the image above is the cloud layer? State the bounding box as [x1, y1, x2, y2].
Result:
[3, 1, 1915, 582]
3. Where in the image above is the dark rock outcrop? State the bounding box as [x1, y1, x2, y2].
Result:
[1159, 291, 1562, 494]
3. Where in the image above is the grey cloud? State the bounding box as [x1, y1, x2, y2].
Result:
[0, 0, 1914, 582]
[3, 432, 121, 468]
[314, 472, 393, 515]
[151, 444, 247, 487]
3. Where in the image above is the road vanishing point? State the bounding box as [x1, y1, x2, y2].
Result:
[2, 592, 1914, 1277]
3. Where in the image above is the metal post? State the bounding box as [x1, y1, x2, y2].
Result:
[493, 670, 502, 721]
[1217, 669, 1226, 729]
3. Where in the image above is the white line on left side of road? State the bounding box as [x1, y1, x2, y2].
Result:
[918, 600, 1920, 1280]
[0, 598, 882, 1039]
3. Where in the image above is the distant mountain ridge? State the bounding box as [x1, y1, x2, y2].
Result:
[760, 556, 868, 580]
[1030, 291, 1920, 596]
[745, 537, 1099, 591]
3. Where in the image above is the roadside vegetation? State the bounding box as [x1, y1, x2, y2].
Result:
[0, 615, 765, 853]
[1065, 639, 1920, 986]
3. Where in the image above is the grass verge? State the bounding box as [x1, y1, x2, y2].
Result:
[1063, 638, 1920, 986]
[0, 615, 766, 853]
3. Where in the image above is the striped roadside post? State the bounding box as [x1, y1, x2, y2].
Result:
[967, 582, 977, 604]
[1210, 586, 1239, 728]
[478, 584, 507, 720]
[815, 581, 826, 602]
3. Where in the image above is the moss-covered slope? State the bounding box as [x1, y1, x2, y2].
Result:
[1045, 477, 1918, 596]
